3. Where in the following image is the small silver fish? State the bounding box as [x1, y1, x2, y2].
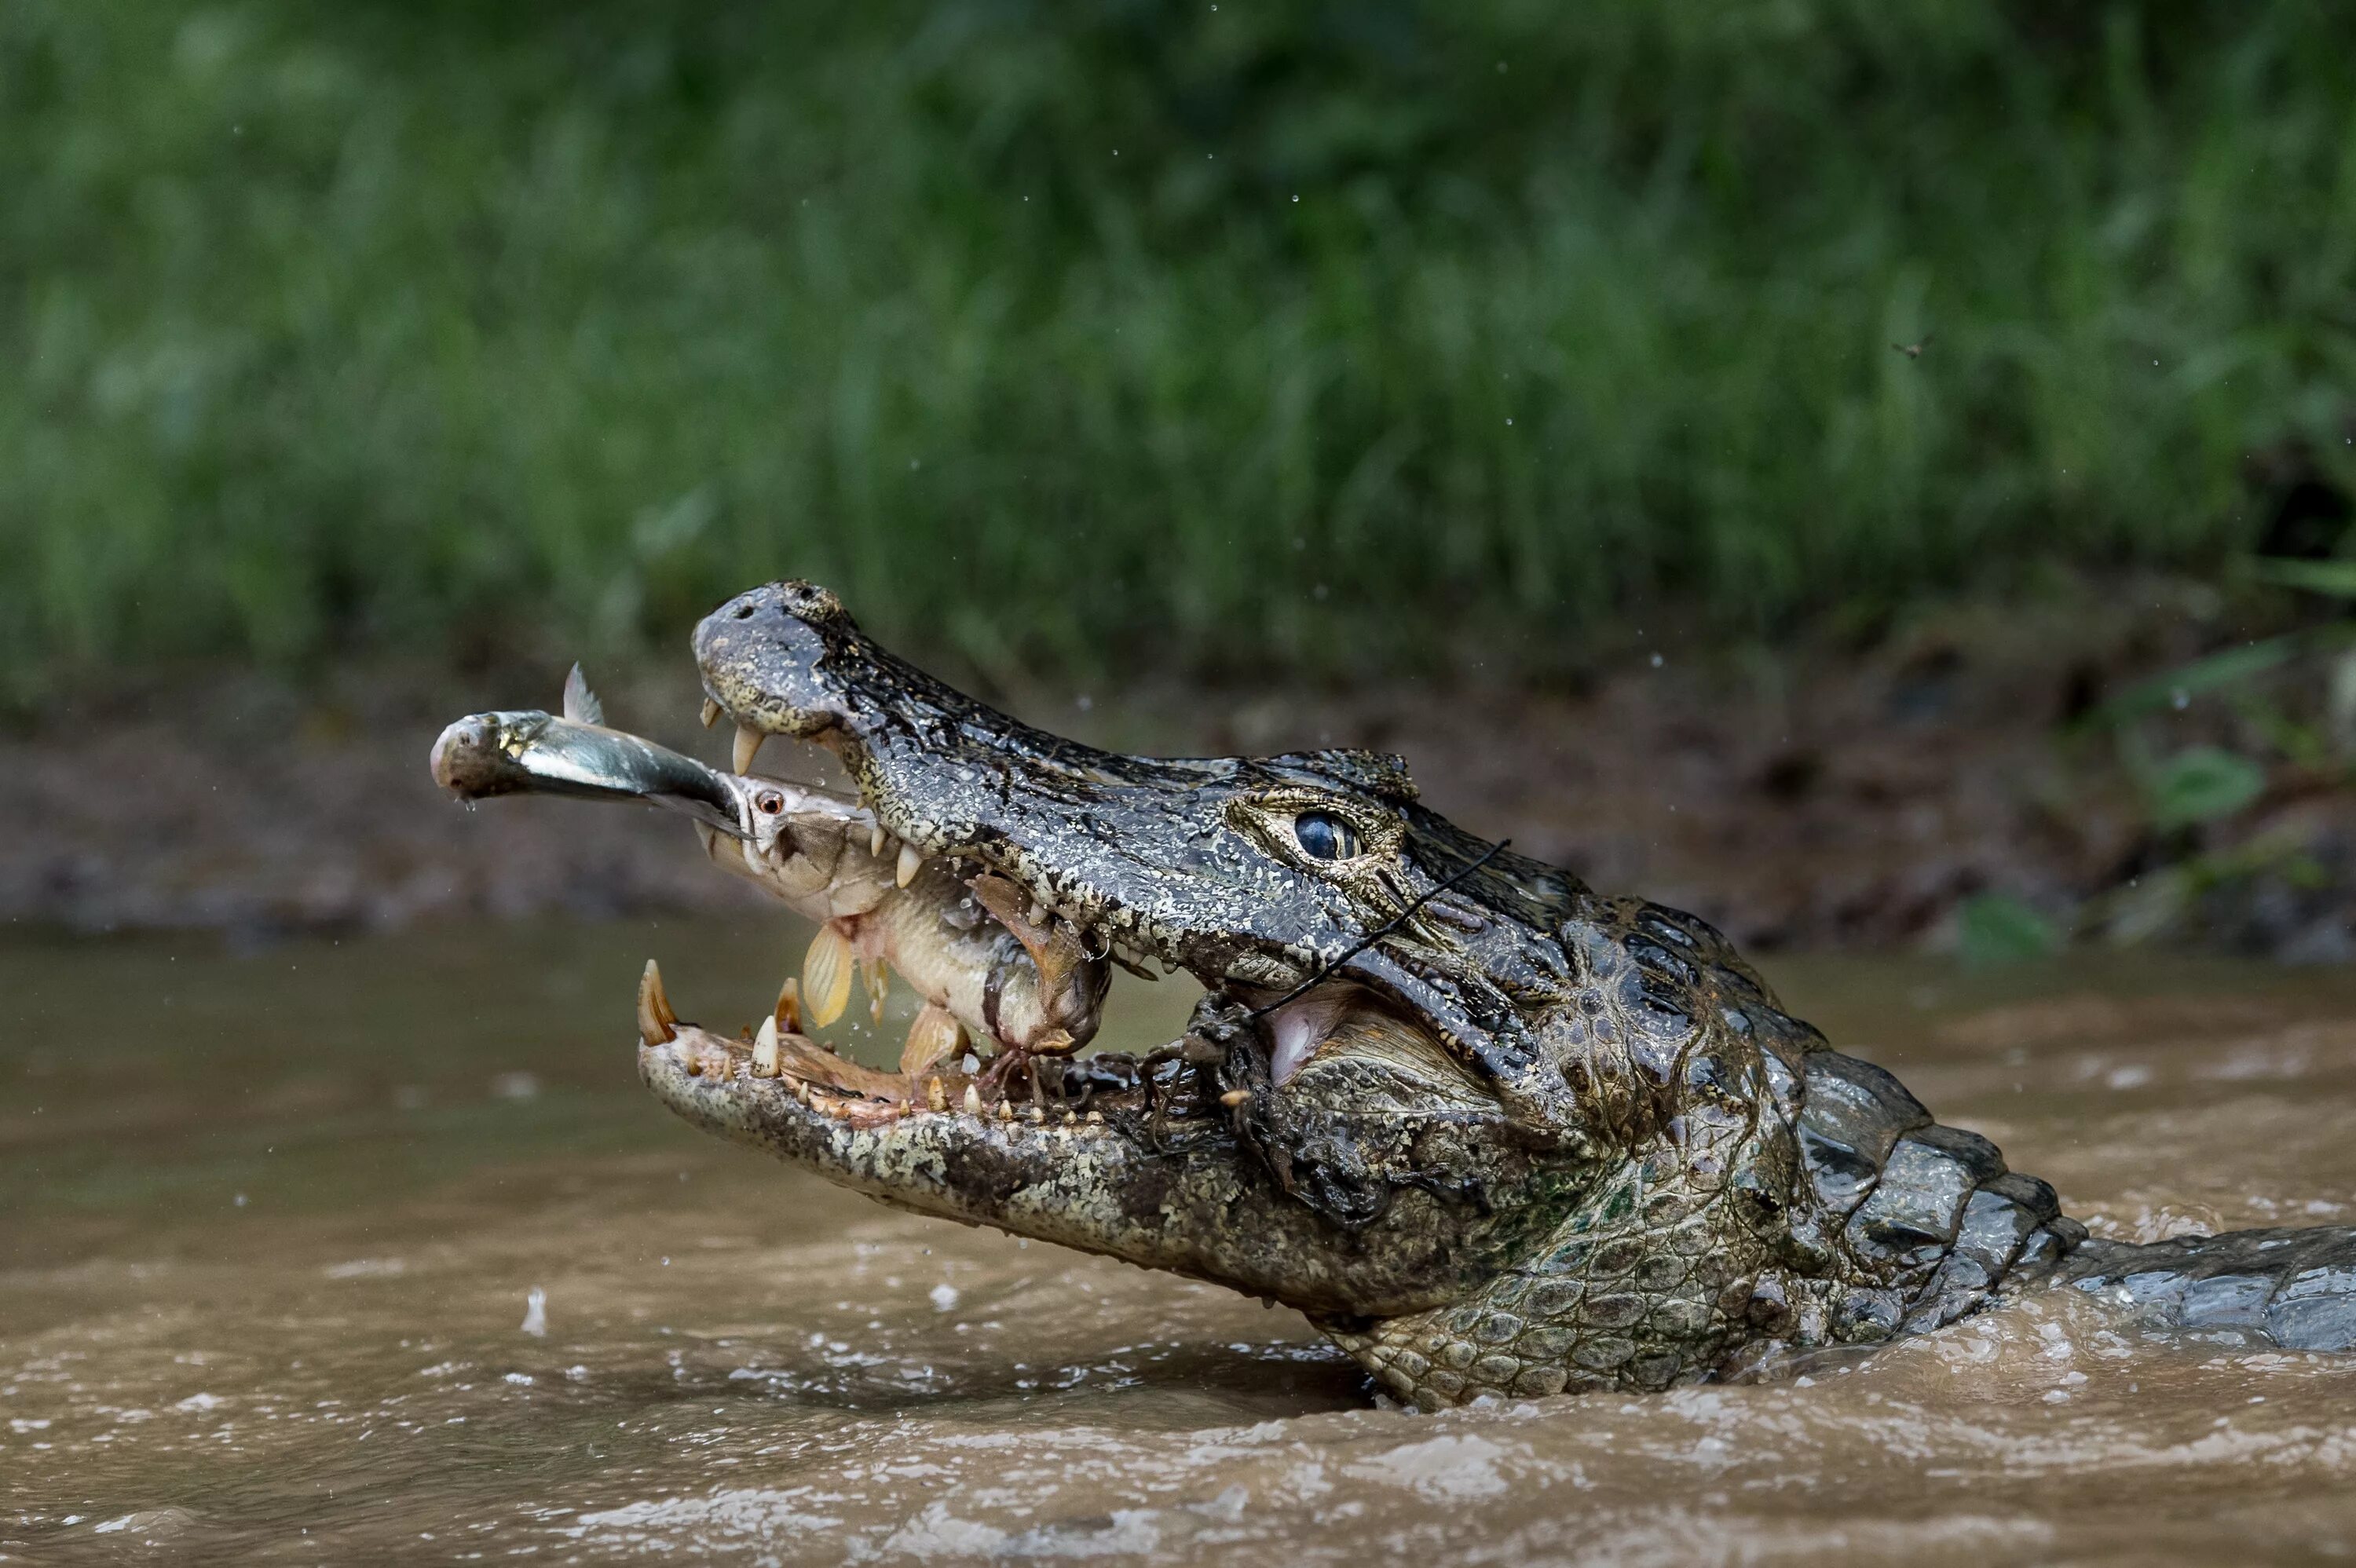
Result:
[428, 667, 1106, 1055]
[429, 665, 743, 834]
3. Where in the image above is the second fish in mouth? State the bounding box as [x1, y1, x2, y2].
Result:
[428, 668, 1110, 1083]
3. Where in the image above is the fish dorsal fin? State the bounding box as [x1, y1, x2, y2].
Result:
[562, 663, 605, 726]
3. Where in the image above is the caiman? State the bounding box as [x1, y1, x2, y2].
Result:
[435, 581, 2356, 1409]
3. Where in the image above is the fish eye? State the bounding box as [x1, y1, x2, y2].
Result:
[755, 790, 785, 815]
[1293, 810, 1359, 861]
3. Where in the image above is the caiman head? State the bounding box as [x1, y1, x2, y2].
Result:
[649, 580, 2080, 1408]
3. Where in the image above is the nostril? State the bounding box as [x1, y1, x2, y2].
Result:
[731, 601, 756, 620]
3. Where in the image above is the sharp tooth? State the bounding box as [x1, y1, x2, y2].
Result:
[802, 924, 854, 1029]
[1026, 1104, 1045, 1124]
[752, 1014, 781, 1076]
[900, 1003, 964, 1076]
[896, 842, 924, 889]
[963, 1084, 983, 1115]
[700, 696, 722, 729]
[995, 1098, 1013, 1122]
[1085, 1109, 1103, 1124]
[733, 725, 765, 774]
[774, 976, 803, 1034]
[869, 824, 888, 858]
[926, 1076, 948, 1113]
[637, 959, 679, 1046]
[1028, 898, 1048, 927]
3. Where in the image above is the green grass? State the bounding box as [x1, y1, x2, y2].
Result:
[5, 2, 2355, 691]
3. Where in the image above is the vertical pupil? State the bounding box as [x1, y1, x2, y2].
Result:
[1296, 813, 1350, 859]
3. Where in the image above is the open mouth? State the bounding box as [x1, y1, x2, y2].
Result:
[639, 699, 1229, 1135]
[655, 576, 1518, 1142]
[425, 646, 1291, 1141]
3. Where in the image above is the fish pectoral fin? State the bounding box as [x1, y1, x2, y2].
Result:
[900, 1003, 965, 1076]
[803, 923, 855, 1029]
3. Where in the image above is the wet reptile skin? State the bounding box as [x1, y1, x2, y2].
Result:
[646, 579, 2356, 1408]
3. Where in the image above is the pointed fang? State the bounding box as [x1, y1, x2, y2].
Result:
[869, 824, 888, 859]
[700, 696, 722, 729]
[897, 841, 924, 888]
[638, 959, 679, 1046]
[752, 1014, 781, 1076]
[733, 725, 766, 774]
[802, 925, 854, 1029]
[964, 1084, 983, 1115]
[774, 975, 803, 1034]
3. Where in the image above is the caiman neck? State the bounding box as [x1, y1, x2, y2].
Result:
[1325, 1038, 2087, 1406]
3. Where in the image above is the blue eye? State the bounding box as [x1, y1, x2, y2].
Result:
[1293, 811, 1359, 861]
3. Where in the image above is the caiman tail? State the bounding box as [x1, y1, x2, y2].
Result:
[2054, 1228, 2356, 1349]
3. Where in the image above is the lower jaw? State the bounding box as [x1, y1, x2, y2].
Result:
[650, 1023, 1169, 1131]
[635, 957, 1235, 1133]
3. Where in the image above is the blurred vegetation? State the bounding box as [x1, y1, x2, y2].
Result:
[5, 1, 2356, 694]
[1958, 558, 2356, 963]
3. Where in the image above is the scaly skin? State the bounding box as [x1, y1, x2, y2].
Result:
[614, 580, 2356, 1406]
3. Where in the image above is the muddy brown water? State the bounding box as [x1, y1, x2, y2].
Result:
[9, 920, 2356, 1565]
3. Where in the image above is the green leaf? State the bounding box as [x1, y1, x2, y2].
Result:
[2251, 557, 2356, 599]
[2080, 635, 2299, 730]
[2143, 746, 2266, 830]
[1955, 894, 2062, 968]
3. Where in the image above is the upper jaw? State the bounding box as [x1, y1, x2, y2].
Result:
[689, 580, 1472, 1035]
[701, 690, 1303, 999]
[689, 731, 1336, 1007]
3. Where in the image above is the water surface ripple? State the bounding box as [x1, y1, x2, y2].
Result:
[8, 923, 2356, 1563]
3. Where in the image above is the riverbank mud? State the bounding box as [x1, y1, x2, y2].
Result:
[7, 589, 2351, 956]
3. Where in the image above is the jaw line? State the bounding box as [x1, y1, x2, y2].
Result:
[637, 1028, 1174, 1240]
[633, 1022, 1463, 1319]
[636, 1026, 1231, 1285]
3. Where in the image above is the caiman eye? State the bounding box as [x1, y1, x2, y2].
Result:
[1293, 810, 1359, 861]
